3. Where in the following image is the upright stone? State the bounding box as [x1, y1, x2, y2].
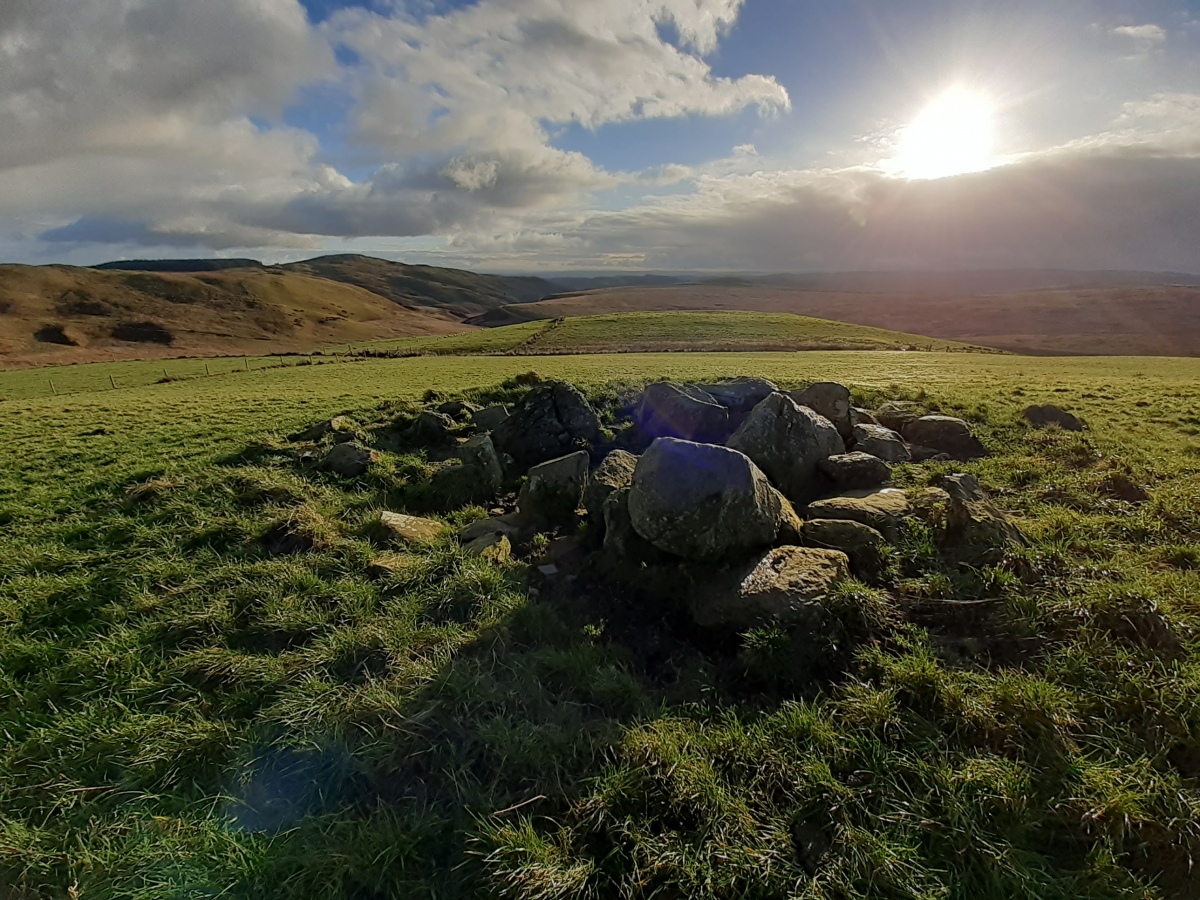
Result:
[584, 450, 638, 531]
[518, 451, 590, 522]
[628, 438, 781, 560]
[727, 393, 845, 502]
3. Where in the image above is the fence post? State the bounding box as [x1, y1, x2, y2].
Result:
[109, 375, 116, 389]
[50, 380, 57, 396]
[244, 355, 250, 372]
[205, 362, 210, 377]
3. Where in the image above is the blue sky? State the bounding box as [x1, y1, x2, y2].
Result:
[2, 0, 1199, 271]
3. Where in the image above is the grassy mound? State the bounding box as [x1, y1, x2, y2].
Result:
[371, 311, 992, 356]
[1, 354, 1199, 898]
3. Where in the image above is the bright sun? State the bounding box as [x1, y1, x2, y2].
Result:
[893, 88, 996, 180]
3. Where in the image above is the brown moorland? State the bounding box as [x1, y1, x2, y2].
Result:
[0, 264, 469, 368]
[471, 282, 1200, 356]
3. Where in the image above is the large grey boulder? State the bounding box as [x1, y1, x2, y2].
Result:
[727, 393, 845, 502]
[493, 381, 602, 468]
[691, 547, 851, 627]
[635, 382, 730, 443]
[851, 424, 911, 463]
[803, 519, 886, 580]
[819, 452, 892, 490]
[518, 451, 590, 522]
[806, 488, 911, 541]
[792, 382, 852, 439]
[903, 416, 986, 460]
[1024, 405, 1083, 432]
[628, 438, 781, 560]
[325, 441, 378, 477]
[584, 450, 638, 532]
[696, 378, 779, 415]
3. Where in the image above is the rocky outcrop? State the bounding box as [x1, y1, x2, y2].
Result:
[903, 416, 986, 460]
[519, 451, 590, 522]
[628, 438, 781, 560]
[851, 424, 911, 463]
[792, 382, 852, 439]
[493, 381, 602, 468]
[635, 382, 730, 443]
[819, 452, 892, 490]
[691, 546, 850, 627]
[727, 393, 844, 502]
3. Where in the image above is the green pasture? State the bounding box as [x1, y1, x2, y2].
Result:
[2, 351, 1200, 898]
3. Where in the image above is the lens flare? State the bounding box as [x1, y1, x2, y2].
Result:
[893, 88, 996, 180]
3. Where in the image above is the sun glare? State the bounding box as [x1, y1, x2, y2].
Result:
[893, 88, 996, 180]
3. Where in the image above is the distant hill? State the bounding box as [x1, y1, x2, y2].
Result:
[470, 282, 1200, 356]
[94, 258, 265, 273]
[0, 264, 466, 367]
[276, 254, 559, 319]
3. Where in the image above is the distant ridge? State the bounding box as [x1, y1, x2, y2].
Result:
[94, 258, 264, 273]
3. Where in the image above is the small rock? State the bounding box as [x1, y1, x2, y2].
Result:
[463, 532, 512, 562]
[802, 519, 886, 579]
[458, 514, 526, 544]
[325, 441, 378, 477]
[727, 393, 845, 502]
[437, 399, 481, 419]
[939, 473, 1026, 564]
[371, 511, 447, 546]
[851, 424, 911, 463]
[290, 414, 356, 442]
[691, 546, 851, 627]
[1099, 473, 1149, 503]
[775, 490, 805, 545]
[628, 438, 781, 561]
[366, 552, 422, 580]
[850, 407, 879, 428]
[806, 488, 911, 541]
[791, 382, 852, 439]
[696, 378, 780, 414]
[819, 452, 892, 490]
[537, 563, 559, 576]
[493, 381, 602, 468]
[584, 450, 638, 533]
[903, 416, 986, 460]
[471, 404, 510, 432]
[875, 401, 925, 434]
[635, 381, 730, 443]
[1024, 404, 1084, 431]
[908, 445, 953, 463]
[413, 410, 456, 445]
[518, 451, 590, 522]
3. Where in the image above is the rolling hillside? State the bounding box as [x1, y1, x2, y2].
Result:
[471, 283, 1200, 356]
[277, 254, 558, 318]
[0, 264, 468, 367]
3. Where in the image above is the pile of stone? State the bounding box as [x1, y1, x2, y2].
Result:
[289, 378, 1037, 633]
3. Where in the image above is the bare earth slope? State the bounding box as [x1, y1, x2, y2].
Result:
[0, 265, 467, 367]
[278, 254, 558, 318]
[472, 283, 1200, 356]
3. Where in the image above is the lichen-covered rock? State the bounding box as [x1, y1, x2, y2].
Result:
[518, 451, 590, 522]
[584, 450, 638, 532]
[1024, 405, 1084, 431]
[371, 511, 447, 546]
[792, 382, 852, 439]
[324, 441, 378, 477]
[471, 404, 510, 432]
[851, 424, 911, 463]
[691, 547, 851, 627]
[903, 416, 986, 460]
[938, 474, 1026, 564]
[819, 452, 892, 490]
[635, 382, 730, 443]
[493, 381, 602, 468]
[803, 519, 886, 579]
[727, 393, 845, 502]
[806, 488, 911, 541]
[697, 378, 780, 415]
[875, 401, 925, 434]
[463, 532, 512, 562]
[628, 438, 781, 560]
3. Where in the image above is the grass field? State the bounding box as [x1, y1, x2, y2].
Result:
[3, 351, 1200, 898]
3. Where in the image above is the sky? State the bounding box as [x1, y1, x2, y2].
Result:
[2, 0, 1199, 273]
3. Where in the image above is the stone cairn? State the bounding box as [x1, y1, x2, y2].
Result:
[288, 377, 1076, 632]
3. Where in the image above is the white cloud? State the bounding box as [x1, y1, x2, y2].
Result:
[1112, 23, 1167, 44]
